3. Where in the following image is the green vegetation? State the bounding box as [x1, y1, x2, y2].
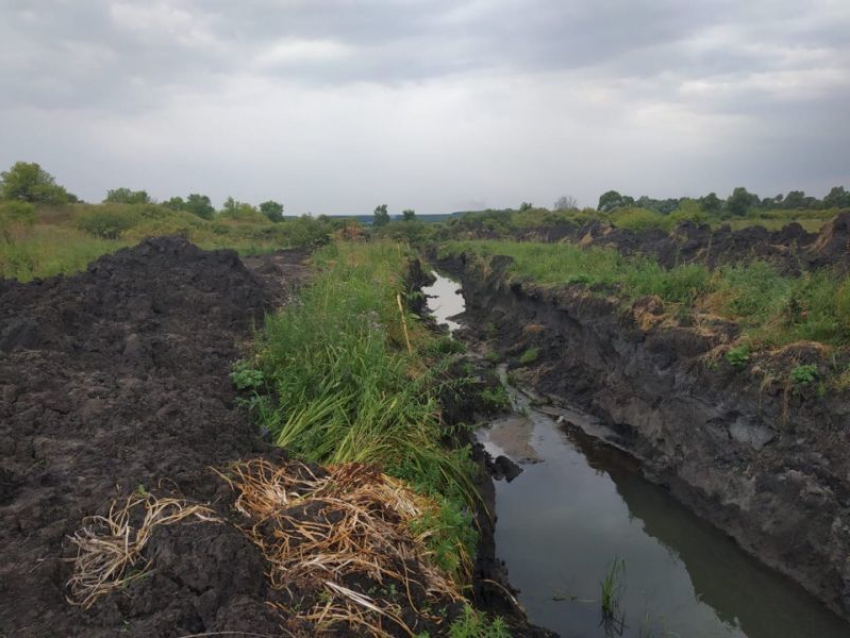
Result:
[600, 557, 626, 621]
[725, 345, 750, 368]
[791, 364, 819, 385]
[440, 241, 850, 348]
[0, 161, 76, 205]
[246, 241, 479, 582]
[0, 201, 348, 281]
[479, 385, 511, 412]
[518, 347, 540, 365]
[443, 606, 510, 638]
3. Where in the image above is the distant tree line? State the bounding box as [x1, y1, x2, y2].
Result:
[596, 186, 850, 216]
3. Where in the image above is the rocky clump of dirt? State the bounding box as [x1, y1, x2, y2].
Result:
[439, 251, 850, 624]
[0, 237, 298, 637]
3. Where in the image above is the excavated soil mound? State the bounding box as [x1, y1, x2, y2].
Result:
[0, 237, 299, 637]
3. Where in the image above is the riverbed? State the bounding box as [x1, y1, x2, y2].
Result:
[423, 270, 850, 638]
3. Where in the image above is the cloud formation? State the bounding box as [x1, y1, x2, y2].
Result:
[0, 0, 848, 212]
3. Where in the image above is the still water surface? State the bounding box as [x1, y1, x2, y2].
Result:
[424, 270, 850, 638]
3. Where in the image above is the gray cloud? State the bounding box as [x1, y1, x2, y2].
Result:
[0, 0, 848, 212]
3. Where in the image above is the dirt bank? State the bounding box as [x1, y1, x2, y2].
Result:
[438, 251, 850, 624]
[454, 211, 850, 274]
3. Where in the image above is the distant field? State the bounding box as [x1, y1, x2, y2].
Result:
[0, 202, 346, 281]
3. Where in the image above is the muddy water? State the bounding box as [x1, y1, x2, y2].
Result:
[425, 270, 850, 638]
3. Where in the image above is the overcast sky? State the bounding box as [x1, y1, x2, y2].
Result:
[1, 0, 848, 214]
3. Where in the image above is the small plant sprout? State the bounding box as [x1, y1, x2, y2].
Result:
[600, 556, 626, 630]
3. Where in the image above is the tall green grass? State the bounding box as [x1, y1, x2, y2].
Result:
[440, 240, 850, 348]
[249, 241, 478, 580]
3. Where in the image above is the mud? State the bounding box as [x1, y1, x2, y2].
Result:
[0, 237, 301, 637]
[438, 251, 850, 625]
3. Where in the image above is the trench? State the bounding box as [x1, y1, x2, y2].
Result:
[422, 270, 850, 638]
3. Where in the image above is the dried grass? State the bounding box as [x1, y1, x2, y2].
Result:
[66, 493, 220, 608]
[219, 458, 462, 636]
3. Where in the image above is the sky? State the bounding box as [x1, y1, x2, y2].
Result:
[1, 0, 848, 215]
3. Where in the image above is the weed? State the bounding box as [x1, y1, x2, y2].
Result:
[791, 364, 819, 385]
[725, 345, 750, 368]
[448, 605, 511, 638]
[230, 362, 265, 391]
[479, 385, 511, 413]
[485, 350, 503, 364]
[600, 557, 626, 620]
[518, 347, 540, 365]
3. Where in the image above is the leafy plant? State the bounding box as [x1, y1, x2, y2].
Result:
[230, 362, 266, 391]
[791, 364, 818, 385]
[725, 345, 750, 368]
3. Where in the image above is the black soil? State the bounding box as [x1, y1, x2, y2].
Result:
[0, 237, 301, 637]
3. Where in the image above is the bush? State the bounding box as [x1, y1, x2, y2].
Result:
[791, 364, 818, 385]
[610, 207, 672, 232]
[725, 345, 750, 368]
[74, 205, 142, 239]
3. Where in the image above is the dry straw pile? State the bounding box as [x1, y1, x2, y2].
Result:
[221, 457, 464, 637]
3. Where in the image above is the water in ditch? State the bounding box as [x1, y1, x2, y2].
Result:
[423, 270, 850, 638]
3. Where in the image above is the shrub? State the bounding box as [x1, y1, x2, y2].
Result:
[610, 208, 672, 232]
[725, 345, 750, 368]
[74, 205, 141, 238]
[791, 364, 818, 385]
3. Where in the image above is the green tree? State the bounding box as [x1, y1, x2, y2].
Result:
[698, 192, 722, 214]
[518, 202, 534, 212]
[824, 186, 850, 209]
[727, 187, 759, 216]
[0, 161, 70, 204]
[373, 204, 390, 227]
[164, 196, 185, 210]
[401, 209, 416, 221]
[104, 187, 151, 204]
[184, 194, 215, 220]
[259, 200, 284, 222]
[597, 190, 634, 212]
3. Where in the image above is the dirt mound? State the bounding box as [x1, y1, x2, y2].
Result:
[466, 212, 850, 274]
[0, 237, 297, 637]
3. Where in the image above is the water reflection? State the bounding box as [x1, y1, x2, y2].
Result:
[422, 272, 464, 333]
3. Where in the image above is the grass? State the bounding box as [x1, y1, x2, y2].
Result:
[440, 240, 850, 349]
[247, 240, 479, 583]
[600, 557, 626, 623]
[0, 202, 347, 281]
